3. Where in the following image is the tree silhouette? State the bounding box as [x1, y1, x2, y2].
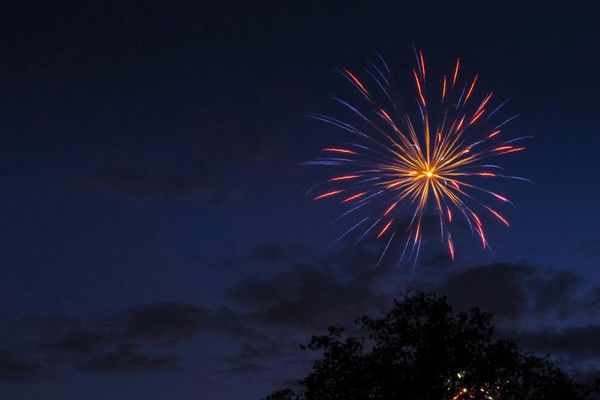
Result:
[265, 292, 598, 400]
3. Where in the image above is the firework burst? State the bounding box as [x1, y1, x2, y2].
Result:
[448, 371, 506, 400]
[450, 384, 500, 400]
[307, 50, 528, 264]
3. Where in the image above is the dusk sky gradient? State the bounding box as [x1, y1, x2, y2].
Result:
[1, 1, 600, 399]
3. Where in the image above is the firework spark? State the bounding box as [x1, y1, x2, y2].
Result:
[307, 50, 528, 264]
[448, 371, 505, 400]
[451, 385, 498, 400]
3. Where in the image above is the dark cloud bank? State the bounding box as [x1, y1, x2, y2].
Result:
[2, 242, 600, 386]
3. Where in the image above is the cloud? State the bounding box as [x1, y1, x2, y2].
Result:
[249, 242, 311, 265]
[227, 244, 395, 331]
[0, 304, 214, 380]
[528, 269, 582, 317]
[216, 245, 600, 376]
[76, 343, 178, 373]
[213, 245, 600, 386]
[211, 241, 312, 273]
[0, 300, 273, 382]
[432, 261, 600, 376]
[70, 103, 298, 203]
[50, 330, 117, 355]
[219, 342, 263, 364]
[436, 263, 537, 322]
[435, 262, 584, 325]
[124, 303, 206, 343]
[2, 244, 600, 386]
[419, 250, 453, 269]
[38, 303, 210, 361]
[0, 352, 42, 382]
[513, 325, 600, 360]
[229, 264, 386, 329]
[223, 362, 269, 374]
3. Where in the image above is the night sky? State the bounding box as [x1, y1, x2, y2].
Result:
[1, 1, 600, 399]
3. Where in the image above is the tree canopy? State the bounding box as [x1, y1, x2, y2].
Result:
[265, 292, 599, 400]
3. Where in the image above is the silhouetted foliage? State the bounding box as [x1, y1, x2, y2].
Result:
[265, 292, 599, 400]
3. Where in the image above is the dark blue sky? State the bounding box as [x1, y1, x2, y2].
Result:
[1, 1, 600, 399]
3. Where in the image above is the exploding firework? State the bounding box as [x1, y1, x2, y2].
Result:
[451, 385, 499, 400]
[448, 371, 505, 400]
[307, 50, 528, 264]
